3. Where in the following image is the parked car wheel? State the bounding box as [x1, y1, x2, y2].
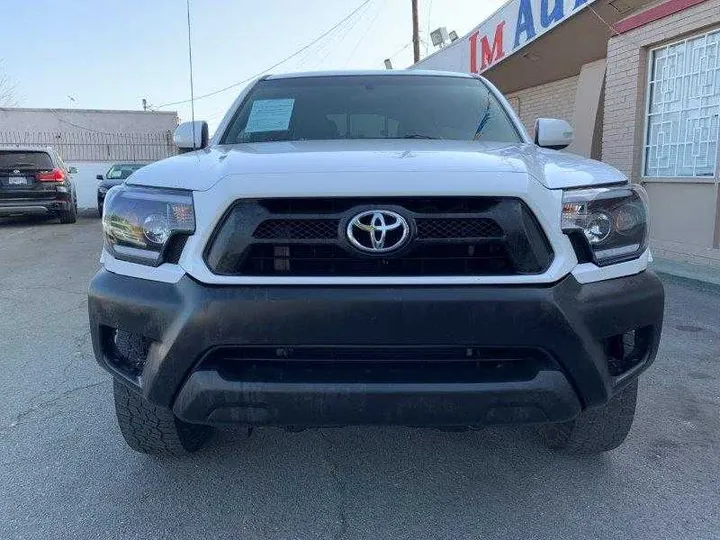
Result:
[113, 379, 211, 455]
[59, 196, 78, 224]
[538, 380, 638, 454]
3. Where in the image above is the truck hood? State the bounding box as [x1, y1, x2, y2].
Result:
[128, 140, 626, 191]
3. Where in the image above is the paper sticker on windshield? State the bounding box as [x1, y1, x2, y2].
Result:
[245, 99, 295, 133]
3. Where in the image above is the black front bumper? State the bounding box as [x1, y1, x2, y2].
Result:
[88, 270, 664, 427]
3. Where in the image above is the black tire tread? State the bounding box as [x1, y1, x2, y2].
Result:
[539, 380, 638, 454]
[59, 199, 77, 224]
[113, 379, 210, 455]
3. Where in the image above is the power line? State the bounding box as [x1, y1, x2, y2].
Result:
[155, 0, 372, 109]
[344, 0, 386, 68]
[388, 41, 412, 59]
[316, 2, 372, 68]
[55, 118, 159, 139]
[202, 8, 364, 121]
[296, 9, 360, 70]
[292, 15, 348, 69]
[205, 109, 228, 121]
[294, 34, 336, 69]
[57, 117, 116, 134]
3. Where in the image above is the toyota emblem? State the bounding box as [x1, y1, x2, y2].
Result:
[346, 210, 410, 253]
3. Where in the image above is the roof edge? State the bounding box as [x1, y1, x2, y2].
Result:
[0, 107, 178, 115]
[613, 0, 709, 34]
[266, 69, 474, 79]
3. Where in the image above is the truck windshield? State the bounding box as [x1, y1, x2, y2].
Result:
[221, 75, 522, 144]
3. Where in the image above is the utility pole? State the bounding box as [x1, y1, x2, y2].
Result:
[411, 0, 420, 64]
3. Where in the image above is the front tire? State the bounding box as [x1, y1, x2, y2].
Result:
[539, 380, 638, 454]
[113, 379, 212, 455]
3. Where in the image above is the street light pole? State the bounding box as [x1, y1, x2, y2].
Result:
[411, 0, 420, 64]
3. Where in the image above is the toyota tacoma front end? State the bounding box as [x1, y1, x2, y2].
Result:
[88, 71, 664, 455]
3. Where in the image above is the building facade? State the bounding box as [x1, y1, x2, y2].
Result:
[0, 107, 178, 135]
[414, 0, 720, 269]
[0, 108, 179, 208]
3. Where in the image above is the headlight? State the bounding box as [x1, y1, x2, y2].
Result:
[102, 185, 195, 266]
[98, 186, 108, 195]
[562, 184, 649, 266]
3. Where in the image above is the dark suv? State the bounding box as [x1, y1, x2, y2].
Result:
[0, 146, 78, 223]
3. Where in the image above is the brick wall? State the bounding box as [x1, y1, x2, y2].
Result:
[602, 0, 720, 260]
[505, 76, 579, 138]
[602, 0, 720, 178]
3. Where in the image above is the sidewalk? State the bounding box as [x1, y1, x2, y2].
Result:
[648, 239, 720, 287]
[651, 257, 720, 287]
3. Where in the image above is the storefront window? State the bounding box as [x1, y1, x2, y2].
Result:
[643, 29, 720, 178]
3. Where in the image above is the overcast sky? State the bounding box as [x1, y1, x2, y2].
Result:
[1, 0, 505, 129]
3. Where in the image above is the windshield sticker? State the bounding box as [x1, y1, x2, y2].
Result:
[245, 99, 295, 133]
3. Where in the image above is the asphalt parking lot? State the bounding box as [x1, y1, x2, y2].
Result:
[1, 215, 719, 540]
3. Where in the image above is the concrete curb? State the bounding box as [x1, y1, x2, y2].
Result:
[651, 257, 720, 291]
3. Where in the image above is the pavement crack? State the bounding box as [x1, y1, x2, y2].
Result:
[1, 380, 107, 432]
[319, 430, 349, 540]
[2, 285, 86, 296]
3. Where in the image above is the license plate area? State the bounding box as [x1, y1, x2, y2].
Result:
[8, 176, 28, 185]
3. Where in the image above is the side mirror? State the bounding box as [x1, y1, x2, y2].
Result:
[534, 118, 573, 150]
[96, 174, 104, 180]
[68, 166, 78, 174]
[174, 121, 209, 152]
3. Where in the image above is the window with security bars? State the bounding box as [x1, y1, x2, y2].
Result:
[643, 29, 720, 178]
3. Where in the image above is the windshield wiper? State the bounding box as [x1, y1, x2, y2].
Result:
[474, 101, 492, 139]
[400, 133, 438, 139]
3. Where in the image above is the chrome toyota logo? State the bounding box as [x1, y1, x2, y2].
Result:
[346, 210, 410, 253]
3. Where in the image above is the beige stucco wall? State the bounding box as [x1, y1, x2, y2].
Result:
[502, 61, 609, 160]
[505, 75, 579, 138]
[567, 59, 607, 158]
[644, 182, 718, 247]
[602, 0, 720, 259]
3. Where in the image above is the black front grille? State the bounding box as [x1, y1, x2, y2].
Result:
[416, 218, 502, 239]
[242, 242, 513, 276]
[205, 197, 553, 277]
[252, 217, 503, 241]
[253, 219, 339, 240]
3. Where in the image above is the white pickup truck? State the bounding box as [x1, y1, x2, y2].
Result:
[88, 70, 664, 456]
